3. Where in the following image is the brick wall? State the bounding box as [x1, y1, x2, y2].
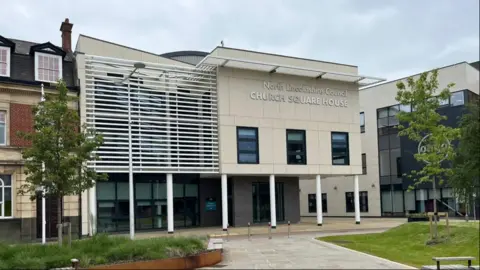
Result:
[10, 103, 34, 147]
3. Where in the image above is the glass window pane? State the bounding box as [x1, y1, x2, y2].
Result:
[238, 141, 256, 151]
[389, 134, 400, 149]
[379, 135, 389, 150]
[117, 182, 129, 200]
[153, 182, 166, 200]
[377, 118, 388, 128]
[174, 183, 184, 198]
[390, 148, 401, 177]
[399, 104, 411, 112]
[379, 150, 390, 176]
[288, 153, 305, 164]
[98, 202, 115, 218]
[97, 182, 115, 200]
[0, 175, 10, 185]
[185, 184, 198, 197]
[239, 153, 257, 163]
[405, 191, 415, 211]
[238, 128, 257, 139]
[438, 97, 449, 106]
[360, 112, 365, 126]
[287, 132, 304, 141]
[287, 142, 305, 152]
[393, 190, 404, 213]
[416, 189, 427, 201]
[4, 187, 11, 217]
[442, 188, 453, 198]
[381, 190, 393, 212]
[451, 91, 465, 106]
[332, 133, 347, 142]
[378, 108, 388, 118]
[388, 116, 399, 126]
[389, 105, 400, 116]
[135, 183, 151, 200]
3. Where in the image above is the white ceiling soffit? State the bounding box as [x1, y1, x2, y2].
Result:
[197, 55, 386, 86]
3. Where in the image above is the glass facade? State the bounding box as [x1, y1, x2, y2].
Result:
[96, 173, 199, 232]
[252, 182, 285, 223]
[286, 130, 307, 164]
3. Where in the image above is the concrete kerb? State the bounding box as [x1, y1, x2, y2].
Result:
[314, 238, 417, 269]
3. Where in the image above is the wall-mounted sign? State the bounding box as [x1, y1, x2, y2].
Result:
[417, 134, 450, 164]
[248, 81, 350, 107]
[205, 197, 217, 211]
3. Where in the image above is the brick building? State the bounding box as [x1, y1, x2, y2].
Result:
[0, 19, 80, 242]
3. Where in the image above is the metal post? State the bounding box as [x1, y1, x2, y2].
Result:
[287, 221, 290, 238]
[71, 258, 79, 270]
[432, 176, 438, 239]
[268, 222, 271, 239]
[127, 82, 135, 240]
[69, 222, 72, 248]
[40, 83, 46, 245]
[226, 223, 229, 242]
[248, 222, 251, 241]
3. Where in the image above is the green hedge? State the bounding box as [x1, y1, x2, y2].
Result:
[0, 234, 206, 269]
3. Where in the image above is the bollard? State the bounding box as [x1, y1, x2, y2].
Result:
[226, 223, 229, 242]
[268, 222, 272, 239]
[71, 258, 79, 270]
[248, 222, 251, 241]
[288, 221, 291, 238]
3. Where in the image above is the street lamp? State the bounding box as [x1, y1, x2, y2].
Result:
[113, 62, 146, 240]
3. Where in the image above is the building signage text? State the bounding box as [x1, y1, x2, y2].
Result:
[249, 81, 349, 107]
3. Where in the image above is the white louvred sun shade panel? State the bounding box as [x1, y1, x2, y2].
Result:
[224, 60, 273, 72]
[275, 66, 320, 77]
[84, 55, 219, 173]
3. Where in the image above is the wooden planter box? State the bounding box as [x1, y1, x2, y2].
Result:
[89, 249, 222, 270]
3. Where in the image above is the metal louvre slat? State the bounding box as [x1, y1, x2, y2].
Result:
[85, 55, 219, 173]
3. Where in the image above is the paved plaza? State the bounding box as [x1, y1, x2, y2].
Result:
[206, 230, 415, 269]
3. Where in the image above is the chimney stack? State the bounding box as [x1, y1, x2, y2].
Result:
[60, 18, 73, 53]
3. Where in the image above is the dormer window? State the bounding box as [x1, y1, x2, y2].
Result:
[34, 52, 62, 83]
[0, 46, 10, 77]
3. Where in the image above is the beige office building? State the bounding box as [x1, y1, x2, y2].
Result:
[300, 61, 479, 218]
[74, 34, 385, 237]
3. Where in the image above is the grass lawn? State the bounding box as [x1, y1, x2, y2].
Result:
[0, 234, 206, 269]
[319, 221, 479, 268]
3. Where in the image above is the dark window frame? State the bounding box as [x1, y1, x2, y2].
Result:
[345, 191, 369, 213]
[236, 126, 259, 164]
[307, 193, 328, 213]
[286, 129, 307, 165]
[362, 153, 367, 175]
[331, 132, 350, 165]
[360, 112, 365, 133]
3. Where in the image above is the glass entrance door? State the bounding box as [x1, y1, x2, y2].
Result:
[252, 182, 285, 223]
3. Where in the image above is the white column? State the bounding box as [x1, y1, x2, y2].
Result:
[316, 175, 323, 226]
[167, 173, 174, 233]
[269, 174, 277, 228]
[128, 82, 135, 240]
[354, 175, 361, 224]
[221, 174, 228, 231]
[89, 185, 97, 235]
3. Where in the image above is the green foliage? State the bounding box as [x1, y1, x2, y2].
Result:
[395, 70, 460, 187]
[319, 222, 480, 268]
[17, 81, 107, 200]
[451, 101, 480, 203]
[0, 234, 206, 269]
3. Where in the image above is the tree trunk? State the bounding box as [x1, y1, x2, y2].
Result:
[57, 196, 63, 246]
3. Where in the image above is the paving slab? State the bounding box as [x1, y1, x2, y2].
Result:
[203, 230, 415, 269]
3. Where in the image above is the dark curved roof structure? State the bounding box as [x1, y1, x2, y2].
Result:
[160, 51, 209, 65]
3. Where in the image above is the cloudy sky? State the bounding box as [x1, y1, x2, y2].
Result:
[1, 0, 478, 80]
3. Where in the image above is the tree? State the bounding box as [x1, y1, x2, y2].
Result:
[18, 80, 106, 244]
[395, 70, 460, 240]
[451, 100, 480, 217]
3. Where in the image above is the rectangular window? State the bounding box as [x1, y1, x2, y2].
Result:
[331, 132, 349, 165]
[307, 193, 327, 213]
[0, 175, 12, 218]
[360, 191, 369, 212]
[286, 129, 306, 165]
[362, 153, 367, 174]
[346, 191, 368, 213]
[35, 52, 62, 83]
[450, 91, 465, 106]
[345, 192, 354, 212]
[360, 112, 365, 133]
[0, 47, 10, 77]
[237, 127, 259, 164]
[0, 111, 5, 145]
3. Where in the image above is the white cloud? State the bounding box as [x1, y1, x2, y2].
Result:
[0, 0, 478, 79]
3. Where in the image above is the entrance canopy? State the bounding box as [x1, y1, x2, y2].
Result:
[198, 49, 385, 87]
